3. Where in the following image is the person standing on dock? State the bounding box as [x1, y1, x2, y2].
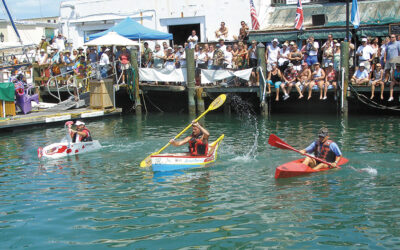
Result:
[299, 128, 342, 170]
[384, 34, 400, 83]
[169, 121, 210, 156]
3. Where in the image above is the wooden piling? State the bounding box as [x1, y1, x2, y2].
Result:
[130, 49, 142, 115]
[340, 42, 349, 117]
[185, 48, 196, 116]
[196, 87, 205, 114]
[257, 43, 268, 117]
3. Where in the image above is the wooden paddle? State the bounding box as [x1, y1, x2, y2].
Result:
[268, 134, 348, 167]
[140, 94, 227, 168]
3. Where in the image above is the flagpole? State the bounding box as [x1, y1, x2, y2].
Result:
[346, 0, 350, 41]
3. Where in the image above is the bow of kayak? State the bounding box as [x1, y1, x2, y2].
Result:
[275, 158, 347, 179]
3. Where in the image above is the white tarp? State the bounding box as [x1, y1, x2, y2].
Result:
[85, 31, 139, 46]
[139, 68, 187, 82]
[201, 68, 253, 84]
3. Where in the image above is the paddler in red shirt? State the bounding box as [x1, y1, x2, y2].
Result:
[68, 120, 93, 143]
[299, 127, 342, 170]
[169, 121, 210, 156]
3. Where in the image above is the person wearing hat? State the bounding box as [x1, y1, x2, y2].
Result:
[175, 44, 186, 68]
[388, 64, 400, 101]
[164, 46, 175, 71]
[324, 62, 337, 100]
[212, 44, 224, 70]
[281, 63, 298, 100]
[309, 62, 326, 100]
[356, 37, 375, 72]
[68, 120, 93, 143]
[37, 48, 48, 66]
[333, 42, 341, 72]
[369, 63, 384, 100]
[266, 38, 280, 72]
[152, 43, 165, 69]
[278, 41, 290, 70]
[39, 35, 49, 52]
[299, 127, 343, 170]
[351, 62, 369, 86]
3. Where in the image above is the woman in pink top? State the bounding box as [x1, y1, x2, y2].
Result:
[119, 47, 130, 84]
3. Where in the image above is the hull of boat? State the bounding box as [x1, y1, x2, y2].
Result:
[151, 134, 224, 172]
[275, 158, 345, 179]
[38, 140, 102, 159]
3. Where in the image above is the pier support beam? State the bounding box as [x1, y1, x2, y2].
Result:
[186, 48, 196, 116]
[257, 43, 268, 117]
[196, 87, 205, 114]
[130, 49, 142, 115]
[340, 42, 349, 117]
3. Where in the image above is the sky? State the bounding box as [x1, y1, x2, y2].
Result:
[0, 0, 63, 20]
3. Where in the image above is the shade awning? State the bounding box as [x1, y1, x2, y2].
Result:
[85, 32, 139, 46]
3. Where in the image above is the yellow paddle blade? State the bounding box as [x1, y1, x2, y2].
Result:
[140, 154, 153, 168]
[208, 94, 226, 111]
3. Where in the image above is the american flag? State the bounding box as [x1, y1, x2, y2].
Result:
[294, 0, 304, 30]
[250, 0, 260, 30]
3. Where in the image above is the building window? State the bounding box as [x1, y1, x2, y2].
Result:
[47, 20, 51, 23]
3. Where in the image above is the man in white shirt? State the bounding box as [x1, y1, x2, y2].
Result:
[99, 48, 110, 78]
[224, 45, 233, 69]
[266, 38, 280, 71]
[187, 30, 198, 49]
[305, 36, 319, 66]
[54, 33, 66, 52]
[218, 39, 227, 52]
[356, 37, 375, 72]
[175, 45, 186, 68]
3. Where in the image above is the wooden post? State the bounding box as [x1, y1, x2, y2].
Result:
[340, 42, 349, 117]
[257, 43, 268, 116]
[130, 48, 142, 115]
[196, 87, 205, 114]
[186, 48, 196, 116]
[32, 63, 43, 101]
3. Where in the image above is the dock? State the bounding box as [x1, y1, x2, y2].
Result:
[0, 107, 121, 132]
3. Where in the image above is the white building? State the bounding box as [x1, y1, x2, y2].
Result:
[60, 0, 273, 48]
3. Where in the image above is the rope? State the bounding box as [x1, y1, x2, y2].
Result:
[347, 83, 400, 111]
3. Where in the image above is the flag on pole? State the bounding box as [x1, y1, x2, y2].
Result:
[294, 0, 304, 30]
[351, 0, 360, 29]
[250, 0, 260, 30]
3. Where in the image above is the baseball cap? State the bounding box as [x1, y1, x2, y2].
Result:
[359, 62, 365, 67]
[283, 42, 289, 46]
[75, 121, 85, 126]
[272, 38, 279, 43]
[41, 35, 46, 39]
[105, 48, 110, 52]
[167, 47, 173, 50]
[290, 41, 295, 45]
[328, 62, 333, 66]
[361, 38, 367, 42]
[318, 127, 329, 138]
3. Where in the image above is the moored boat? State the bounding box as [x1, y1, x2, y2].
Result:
[275, 157, 348, 179]
[151, 134, 224, 172]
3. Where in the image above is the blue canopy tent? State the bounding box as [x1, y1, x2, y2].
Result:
[89, 17, 172, 66]
[89, 17, 173, 40]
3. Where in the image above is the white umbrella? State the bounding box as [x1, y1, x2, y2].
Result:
[84, 31, 139, 46]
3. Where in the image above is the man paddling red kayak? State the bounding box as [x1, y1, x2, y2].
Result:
[299, 127, 342, 170]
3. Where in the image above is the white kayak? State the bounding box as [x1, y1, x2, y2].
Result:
[38, 139, 102, 159]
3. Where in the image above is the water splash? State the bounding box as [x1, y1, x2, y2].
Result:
[230, 95, 259, 159]
[348, 165, 378, 175]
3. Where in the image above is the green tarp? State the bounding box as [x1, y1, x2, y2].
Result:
[0, 82, 15, 102]
[356, 26, 389, 38]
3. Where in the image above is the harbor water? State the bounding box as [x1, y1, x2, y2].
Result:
[1, 112, 399, 249]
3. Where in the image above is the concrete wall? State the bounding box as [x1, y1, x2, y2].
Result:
[60, 0, 273, 49]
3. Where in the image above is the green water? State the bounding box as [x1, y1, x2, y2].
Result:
[1, 113, 400, 249]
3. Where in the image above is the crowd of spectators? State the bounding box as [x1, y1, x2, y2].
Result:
[34, 25, 400, 102]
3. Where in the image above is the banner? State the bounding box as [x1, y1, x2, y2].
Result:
[201, 68, 253, 84]
[139, 68, 187, 82]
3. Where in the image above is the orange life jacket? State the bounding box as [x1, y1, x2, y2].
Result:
[315, 139, 336, 163]
[188, 133, 208, 156]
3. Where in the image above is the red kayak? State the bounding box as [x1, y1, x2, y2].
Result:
[275, 158, 348, 179]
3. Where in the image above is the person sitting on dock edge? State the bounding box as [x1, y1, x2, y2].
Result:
[169, 121, 210, 156]
[299, 127, 342, 170]
[68, 121, 93, 143]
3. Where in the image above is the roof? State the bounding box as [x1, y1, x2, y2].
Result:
[88, 17, 173, 40]
[261, 0, 400, 31]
